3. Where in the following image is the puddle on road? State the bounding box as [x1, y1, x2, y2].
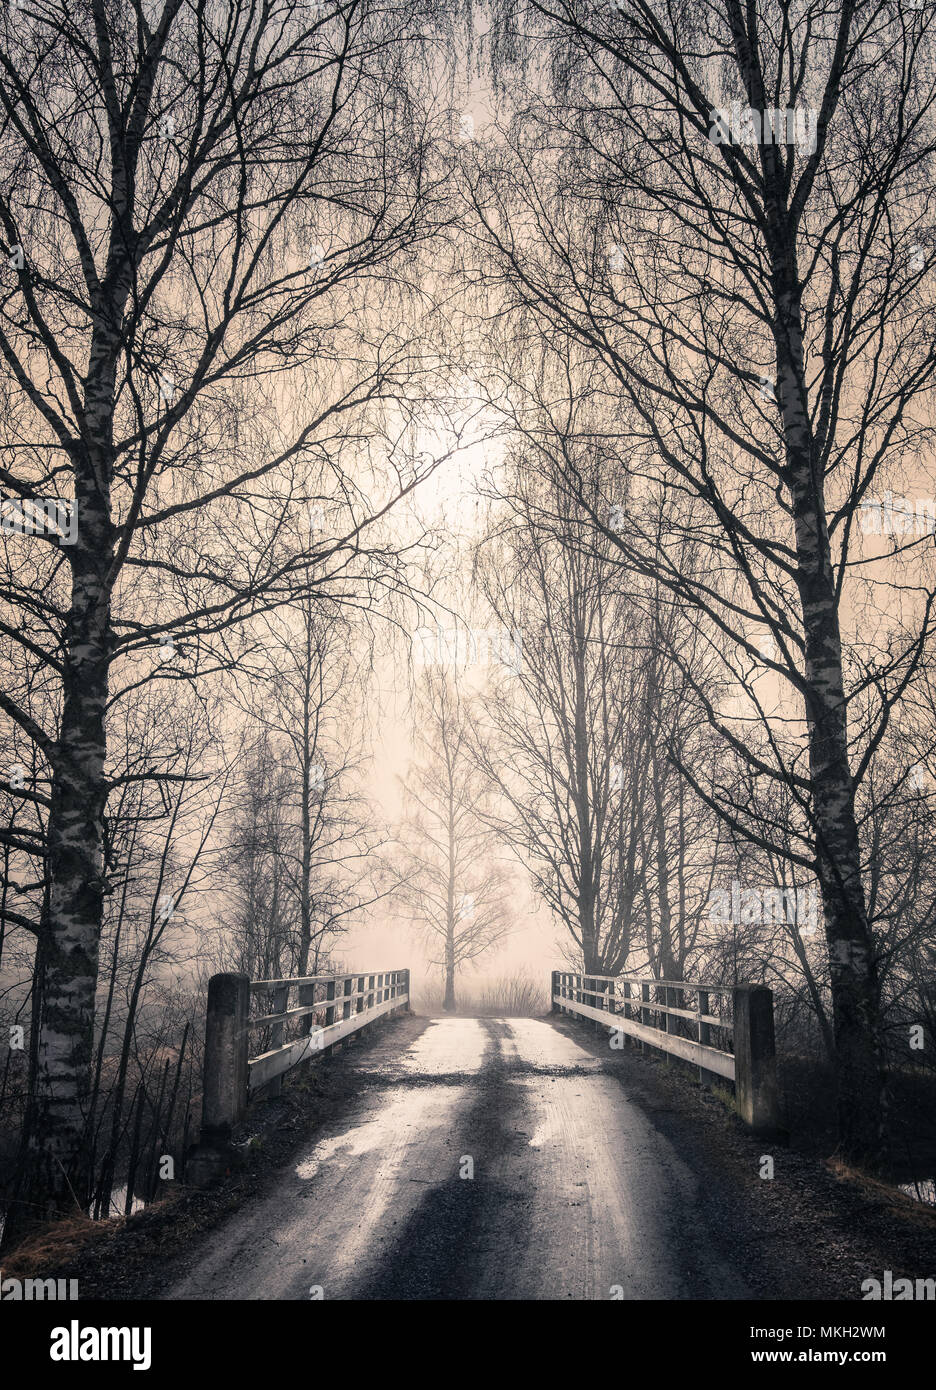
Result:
[500, 1017, 603, 1071]
[393, 1017, 489, 1076]
[295, 1082, 469, 1181]
[295, 1115, 389, 1179]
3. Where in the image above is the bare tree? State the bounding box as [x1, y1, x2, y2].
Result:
[233, 589, 395, 976]
[397, 667, 512, 1011]
[0, 0, 449, 1241]
[472, 453, 650, 975]
[471, 425, 724, 986]
[220, 730, 296, 983]
[467, 0, 936, 1163]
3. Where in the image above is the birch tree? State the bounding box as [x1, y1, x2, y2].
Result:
[469, 0, 936, 1162]
[0, 0, 447, 1240]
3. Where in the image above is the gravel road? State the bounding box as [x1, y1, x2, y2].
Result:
[166, 1015, 752, 1300]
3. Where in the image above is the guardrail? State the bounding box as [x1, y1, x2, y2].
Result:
[192, 967, 410, 1180]
[551, 969, 781, 1133]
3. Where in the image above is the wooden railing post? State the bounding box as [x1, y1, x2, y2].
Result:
[550, 970, 559, 1012]
[298, 978, 321, 1058]
[698, 988, 710, 1087]
[732, 986, 782, 1133]
[593, 976, 607, 1032]
[268, 983, 289, 1098]
[664, 983, 678, 1063]
[641, 980, 651, 1052]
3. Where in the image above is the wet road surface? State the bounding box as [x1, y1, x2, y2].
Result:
[167, 1016, 751, 1300]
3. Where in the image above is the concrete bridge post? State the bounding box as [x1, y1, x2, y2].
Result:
[732, 985, 782, 1133]
[188, 972, 250, 1185]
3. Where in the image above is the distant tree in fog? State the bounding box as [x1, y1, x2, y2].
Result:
[397, 668, 512, 1011]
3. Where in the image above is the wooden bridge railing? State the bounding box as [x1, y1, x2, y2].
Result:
[551, 969, 781, 1133]
[195, 967, 410, 1170]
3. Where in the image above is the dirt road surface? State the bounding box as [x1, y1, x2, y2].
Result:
[166, 1016, 751, 1300]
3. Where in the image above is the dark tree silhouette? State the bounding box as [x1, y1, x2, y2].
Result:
[0, 0, 447, 1243]
[468, 0, 936, 1162]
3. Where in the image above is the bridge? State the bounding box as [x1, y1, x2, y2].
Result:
[173, 965, 782, 1298]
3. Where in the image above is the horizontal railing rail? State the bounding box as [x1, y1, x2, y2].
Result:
[551, 968, 781, 1133]
[195, 967, 410, 1167]
[248, 969, 409, 1092]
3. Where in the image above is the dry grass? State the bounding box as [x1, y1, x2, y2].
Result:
[0, 1212, 121, 1277]
[412, 971, 548, 1017]
[474, 973, 548, 1016]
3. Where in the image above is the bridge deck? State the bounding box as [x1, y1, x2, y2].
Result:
[166, 1015, 751, 1300]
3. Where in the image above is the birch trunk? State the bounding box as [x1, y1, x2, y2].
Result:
[9, 475, 113, 1236]
[776, 277, 885, 1163]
